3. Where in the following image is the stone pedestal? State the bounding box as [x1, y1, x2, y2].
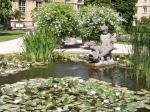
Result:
[89, 60, 118, 68]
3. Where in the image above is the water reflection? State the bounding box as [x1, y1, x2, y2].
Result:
[88, 67, 146, 90]
[0, 62, 148, 90]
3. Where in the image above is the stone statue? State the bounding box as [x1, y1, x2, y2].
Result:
[84, 24, 117, 63]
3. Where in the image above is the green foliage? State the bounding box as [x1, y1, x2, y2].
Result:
[13, 10, 24, 21]
[35, 3, 79, 39]
[0, 0, 13, 22]
[84, 0, 111, 7]
[137, 17, 150, 25]
[26, 3, 80, 62]
[34, 3, 123, 42]
[27, 3, 123, 62]
[0, 0, 13, 29]
[0, 77, 150, 111]
[79, 5, 123, 41]
[23, 28, 56, 62]
[84, 0, 138, 28]
[130, 26, 150, 87]
[111, 0, 138, 27]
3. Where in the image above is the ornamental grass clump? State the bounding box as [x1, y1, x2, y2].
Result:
[131, 26, 150, 87]
[23, 28, 56, 62]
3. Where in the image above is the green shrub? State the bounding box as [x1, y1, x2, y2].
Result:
[23, 28, 56, 62]
[35, 3, 124, 41]
[35, 3, 79, 40]
[79, 5, 124, 41]
[137, 17, 150, 25]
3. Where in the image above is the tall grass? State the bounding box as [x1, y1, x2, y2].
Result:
[130, 26, 150, 87]
[23, 28, 56, 62]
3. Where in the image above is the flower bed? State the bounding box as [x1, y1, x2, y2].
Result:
[0, 78, 149, 111]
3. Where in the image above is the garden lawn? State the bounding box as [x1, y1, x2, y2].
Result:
[0, 30, 27, 42]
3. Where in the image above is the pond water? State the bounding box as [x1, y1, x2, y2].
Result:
[0, 62, 148, 90]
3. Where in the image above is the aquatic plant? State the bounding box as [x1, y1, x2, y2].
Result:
[23, 28, 56, 62]
[130, 26, 150, 87]
[0, 77, 149, 111]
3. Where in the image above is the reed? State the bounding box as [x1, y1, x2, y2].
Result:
[131, 25, 150, 87]
[23, 28, 56, 62]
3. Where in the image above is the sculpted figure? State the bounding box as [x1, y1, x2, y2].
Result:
[99, 24, 117, 60]
[84, 24, 117, 63]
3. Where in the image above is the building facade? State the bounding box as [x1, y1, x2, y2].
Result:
[133, 0, 150, 25]
[11, 0, 84, 29]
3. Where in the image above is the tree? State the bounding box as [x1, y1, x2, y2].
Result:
[138, 17, 150, 25]
[84, 0, 111, 7]
[111, 0, 138, 28]
[13, 10, 24, 22]
[0, 0, 13, 29]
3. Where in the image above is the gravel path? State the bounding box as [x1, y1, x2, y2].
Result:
[0, 38, 132, 55]
[55, 43, 132, 55]
[0, 38, 23, 55]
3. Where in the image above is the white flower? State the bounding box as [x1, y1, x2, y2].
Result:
[56, 107, 63, 112]
[64, 83, 68, 87]
[103, 99, 109, 104]
[115, 107, 121, 111]
[116, 92, 120, 96]
[53, 84, 57, 88]
[116, 58, 120, 61]
[88, 91, 96, 96]
[79, 79, 84, 84]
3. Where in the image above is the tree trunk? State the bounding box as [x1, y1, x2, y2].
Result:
[4, 18, 12, 30]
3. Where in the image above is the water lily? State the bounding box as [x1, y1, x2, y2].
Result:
[53, 84, 57, 88]
[0, 78, 149, 111]
[64, 83, 68, 87]
[115, 107, 121, 111]
[88, 90, 96, 96]
[116, 58, 120, 61]
[56, 107, 63, 112]
[115, 92, 120, 96]
[27, 63, 31, 66]
[103, 99, 110, 104]
[79, 79, 84, 84]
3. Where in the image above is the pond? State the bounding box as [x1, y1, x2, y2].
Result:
[0, 62, 148, 91]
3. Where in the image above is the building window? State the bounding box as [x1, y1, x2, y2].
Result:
[19, 0, 26, 14]
[78, 0, 82, 3]
[143, 6, 147, 13]
[135, 7, 138, 13]
[65, 0, 70, 3]
[36, 1, 42, 8]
